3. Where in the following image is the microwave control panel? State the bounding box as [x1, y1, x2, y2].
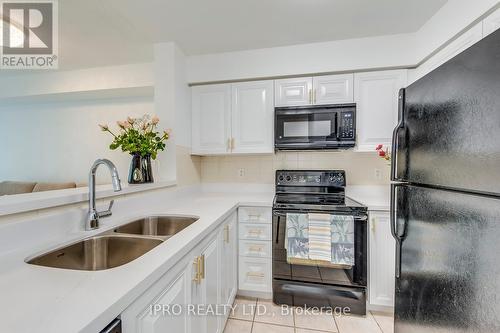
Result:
[339, 111, 355, 139]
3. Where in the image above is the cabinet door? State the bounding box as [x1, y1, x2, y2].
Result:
[220, 213, 238, 307]
[354, 70, 407, 152]
[274, 77, 313, 107]
[231, 81, 274, 153]
[313, 74, 354, 105]
[368, 211, 396, 308]
[192, 84, 231, 155]
[124, 266, 192, 333]
[192, 237, 221, 333]
[483, 7, 500, 37]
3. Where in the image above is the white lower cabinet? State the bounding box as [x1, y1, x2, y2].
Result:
[121, 212, 238, 333]
[238, 206, 272, 296]
[220, 213, 238, 307]
[368, 211, 396, 309]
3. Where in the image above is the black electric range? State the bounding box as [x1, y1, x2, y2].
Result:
[272, 170, 368, 315]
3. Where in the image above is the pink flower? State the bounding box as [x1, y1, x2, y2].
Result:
[117, 120, 128, 129]
[152, 115, 160, 125]
[127, 116, 135, 125]
[375, 144, 383, 150]
[378, 150, 386, 157]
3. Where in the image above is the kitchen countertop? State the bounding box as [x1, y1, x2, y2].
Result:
[0, 183, 389, 332]
[0, 187, 273, 333]
[346, 185, 391, 211]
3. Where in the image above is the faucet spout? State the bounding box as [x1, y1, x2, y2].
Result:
[86, 159, 122, 231]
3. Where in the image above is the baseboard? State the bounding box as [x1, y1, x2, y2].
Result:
[367, 303, 394, 313]
[237, 289, 273, 300]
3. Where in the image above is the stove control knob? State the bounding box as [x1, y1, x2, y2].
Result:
[286, 175, 292, 182]
[278, 175, 284, 182]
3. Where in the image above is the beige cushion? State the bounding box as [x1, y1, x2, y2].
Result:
[0, 181, 37, 196]
[32, 182, 77, 192]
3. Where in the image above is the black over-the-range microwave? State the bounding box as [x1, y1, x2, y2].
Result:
[274, 103, 356, 151]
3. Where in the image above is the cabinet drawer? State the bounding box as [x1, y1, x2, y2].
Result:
[239, 257, 272, 292]
[239, 240, 271, 258]
[238, 223, 271, 241]
[239, 207, 272, 224]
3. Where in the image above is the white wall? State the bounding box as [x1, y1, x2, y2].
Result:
[187, 33, 416, 83]
[0, 63, 153, 99]
[413, 0, 500, 64]
[153, 42, 193, 182]
[186, 0, 500, 84]
[0, 97, 154, 185]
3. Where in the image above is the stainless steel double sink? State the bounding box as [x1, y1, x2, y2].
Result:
[27, 216, 199, 271]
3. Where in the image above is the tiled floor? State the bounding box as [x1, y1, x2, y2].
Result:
[224, 297, 394, 333]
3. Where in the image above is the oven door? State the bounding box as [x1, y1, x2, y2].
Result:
[272, 208, 367, 313]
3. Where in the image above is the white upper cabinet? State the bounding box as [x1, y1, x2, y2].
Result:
[274, 77, 313, 107]
[354, 70, 407, 152]
[313, 74, 354, 105]
[483, 7, 500, 37]
[275, 74, 354, 107]
[231, 81, 274, 154]
[192, 84, 231, 155]
[192, 80, 274, 155]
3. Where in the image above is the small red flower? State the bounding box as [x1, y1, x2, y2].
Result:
[375, 144, 383, 150]
[378, 150, 386, 157]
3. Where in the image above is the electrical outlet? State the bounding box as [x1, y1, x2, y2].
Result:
[238, 168, 245, 177]
[374, 168, 382, 180]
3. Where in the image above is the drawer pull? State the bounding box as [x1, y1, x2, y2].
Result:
[249, 246, 262, 252]
[248, 213, 262, 220]
[247, 272, 265, 278]
[248, 229, 262, 235]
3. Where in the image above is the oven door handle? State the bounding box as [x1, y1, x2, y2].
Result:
[273, 210, 367, 221]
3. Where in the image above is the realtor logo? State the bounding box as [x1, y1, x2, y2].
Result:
[1, 0, 58, 69]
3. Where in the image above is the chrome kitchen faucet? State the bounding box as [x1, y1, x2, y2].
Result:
[86, 159, 122, 230]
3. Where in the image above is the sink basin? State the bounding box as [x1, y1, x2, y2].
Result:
[114, 216, 199, 237]
[27, 235, 163, 271]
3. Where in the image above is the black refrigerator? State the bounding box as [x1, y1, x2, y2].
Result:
[391, 28, 500, 332]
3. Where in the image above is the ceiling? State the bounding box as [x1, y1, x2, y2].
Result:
[29, 0, 449, 70]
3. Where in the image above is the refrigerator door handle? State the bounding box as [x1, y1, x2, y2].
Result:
[390, 183, 405, 278]
[391, 88, 405, 181]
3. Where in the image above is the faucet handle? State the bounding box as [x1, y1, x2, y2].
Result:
[97, 200, 115, 219]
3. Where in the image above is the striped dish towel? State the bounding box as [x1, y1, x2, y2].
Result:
[308, 213, 332, 262]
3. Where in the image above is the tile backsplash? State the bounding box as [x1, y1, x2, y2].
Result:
[201, 151, 391, 185]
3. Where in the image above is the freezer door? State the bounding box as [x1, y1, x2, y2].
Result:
[393, 29, 500, 194]
[393, 184, 500, 333]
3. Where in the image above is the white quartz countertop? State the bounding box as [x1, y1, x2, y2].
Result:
[346, 185, 391, 211]
[0, 187, 273, 333]
[0, 182, 388, 333]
